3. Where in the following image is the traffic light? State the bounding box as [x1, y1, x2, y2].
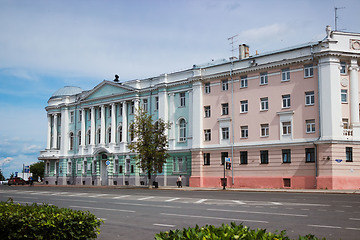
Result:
[226, 162, 231, 170]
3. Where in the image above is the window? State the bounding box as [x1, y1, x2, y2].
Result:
[341, 89, 348, 103]
[260, 72, 268, 85]
[306, 119, 316, 133]
[240, 100, 248, 113]
[58, 115, 61, 126]
[304, 64, 314, 78]
[203, 153, 210, 165]
[346, 147, 353, 162]
[204, 106, 211, 118]
[118, 126, 123, 142]
[282, 94, 291, 108]
[221, 152, 228, 165]
[86, 129, 91, 145]
[260, 150, 269, 164]
[97, 129, 101, 144]
[126, 159, 130, 173]
[179, 119, 186, 142]
[222, 80, 228, 91]
[241, 126, 248, 138]
[180, 92, 186, 107]
[343, 118, 349, 129]
[240, 76, 247, 88]
[305, 91, 315, 106]
[204, 82, 211, 94]
[222, 103, 229, 115]
[114, 160, 118, 174]
[88, 110, 91, 121]
[222, 127, 229, 140]
[173, 157, 187, 172]
[78, 131, 81, 146]
[155, 97, 159, 110]
[130, 102, 135, 114]
[70, 111, 74, 123]
[79, 110, 82, 122]
[108, 106, 112, 117]
[260, 97, 268, 111]
[107, 127, 111, 143]
[240, 151, 248, 164]
[69, 132, 74, 150]
[305, 148, 315, 162]
[340, 62, 347, 74]
[67, 161, 72, 174]
[143, 99, 148, 111]
[119, 103, 123, 116]
[204, 129, 211, 141]
[98, 108, 101, 119]
[261, 124, 269, 137]
[282, 68, 290, 81]
[282, 122, 291, 135]
[282, 149, 291, 163]
[83, 160, 87, 174]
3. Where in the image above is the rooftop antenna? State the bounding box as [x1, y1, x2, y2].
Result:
[227, 34, 239, 61]
[334, 6, 345, 31]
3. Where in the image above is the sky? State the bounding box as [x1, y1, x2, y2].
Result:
[0, 0, 359, 178]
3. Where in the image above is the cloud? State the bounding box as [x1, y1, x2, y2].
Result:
[0, 157, 13, 167]
[241, 24, 288, 40]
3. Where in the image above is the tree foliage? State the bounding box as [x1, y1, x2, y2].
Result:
[128, 107, 171, 187]
[30, 161, 45, 181]
[0, 170, 5, 181]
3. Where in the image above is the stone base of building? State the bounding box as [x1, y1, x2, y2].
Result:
[189, 176, 360, 190]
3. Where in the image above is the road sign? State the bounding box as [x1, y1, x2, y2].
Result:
[225, 157, 231, 162]
[335, 159, 342, 163]
[105, 160, 111, 166]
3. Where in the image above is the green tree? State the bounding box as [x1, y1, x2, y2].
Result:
[0, 170, 5, 181]
[30, 161, 45, 181]
[128, 107, 171, 188]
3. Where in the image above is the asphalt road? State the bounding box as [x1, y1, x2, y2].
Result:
[1, 185, 359, 240]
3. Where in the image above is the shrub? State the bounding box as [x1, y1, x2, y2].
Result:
[154, 222, 325, 240]
[0, 199, 103, 239]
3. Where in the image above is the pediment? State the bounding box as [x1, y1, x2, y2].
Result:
[82, 81, 136, 100]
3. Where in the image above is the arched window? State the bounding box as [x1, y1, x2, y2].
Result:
[97, 129, 101, 144]
[107, 127, 111, 144]
[69, 132, 74, 150]
[86, 129, 91, 145]
[78, 131, 81, 146]
[118, 125, 123, 142]
[179, 119, 186, 142]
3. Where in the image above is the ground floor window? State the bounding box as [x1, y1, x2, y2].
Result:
[173, 157, 187, 172]
[282, 149, 291, 163]
[221, 152, 228, 165]
[203, 153, 210, 165]
[240, 151, 248, 164]
[346, 147, 353, 162]
[305, 148, 315, 162]
[260, 150, 269, 164]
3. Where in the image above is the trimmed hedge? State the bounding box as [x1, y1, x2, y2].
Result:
[0, 199, 103, 239]
[155, 222, 325, 240]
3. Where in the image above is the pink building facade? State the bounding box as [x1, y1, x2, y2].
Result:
[190, 27, 360, 189]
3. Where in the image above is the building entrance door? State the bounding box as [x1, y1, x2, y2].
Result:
[100, 160, 108, 186]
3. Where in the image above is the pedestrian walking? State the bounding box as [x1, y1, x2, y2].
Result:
[177, 175, 182, 188]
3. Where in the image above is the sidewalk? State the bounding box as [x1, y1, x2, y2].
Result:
[32, 183, 360, 194]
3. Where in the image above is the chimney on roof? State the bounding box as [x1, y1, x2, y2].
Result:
[114, 74, 120, 83]
[239, 44, 250, 60]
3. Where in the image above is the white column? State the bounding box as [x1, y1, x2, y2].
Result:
[111, 103, 116, 144]
[192, 81, 203, 148]
[61, 108, 69, 155]
[169, 93, 175, 148]
[100, 105, 105, 145]
[122, 102, 127, 142]
[90, 107, 95, 145]
[47, 114, 52, 149]
[158, 89, 168, 122]
[318, 56, 342, 140]
[350, 59, 359, 125]
[52, 114, 58, 149]
[80, 109, 86, 146]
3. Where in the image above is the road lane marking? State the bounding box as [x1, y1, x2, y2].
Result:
[346, 227, 360, 231]
[88, 194, 109, 198]
[153, 223, 176, 227]
[207, 208, 307, 217]
[138, 196, 154, 201]
[195, 199, 207, 204]
[67, 193, 88, 197]
[161, 213, 268, 224]
[165, 198, 180, 202]
[350, 218, 360, 221]
[113, 195, 130, 199]
[308, 224, 341, 229]
[70, 206, 135, 213]
[232, 200, 246, 205]
[271, 202, 283, 205]
[114, 202, 182, 209]
[57, 199, 96, 203]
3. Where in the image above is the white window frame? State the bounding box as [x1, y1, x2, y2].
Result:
[281, 68, 290, 82]
[143, 99, 148, 111]
[304, 64, 314, 78]
[282, 121, 292, 135]
[261, 124, 269, 137]
[180, 92, 186, 107]
[222, 127, 229, 140]
[282, 94, 291, 108]
[79, 110, 82, 122]
[179, 119, 186, 142]
[155, 97, 159, 110]
[260, 72, 268, 85]
[341, 89, 348, 103]
[222, 80, 228, 91]
[306, 119, 316, 133]
[204, 82, 211, 94]
[70, 111, 74, 123]
[240, 76, 247, 88]
[69, 132, 74, 150]
[260, 97, 268, 111]
[241, 126, 248, 138]
[222, 103, 229, 115]
[305, 91, 315, 106]
[204, 106, 211, 118]
[240, 100, 248, 113]
[204, 129, 211, 141]
[340, 62, 347, 74]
